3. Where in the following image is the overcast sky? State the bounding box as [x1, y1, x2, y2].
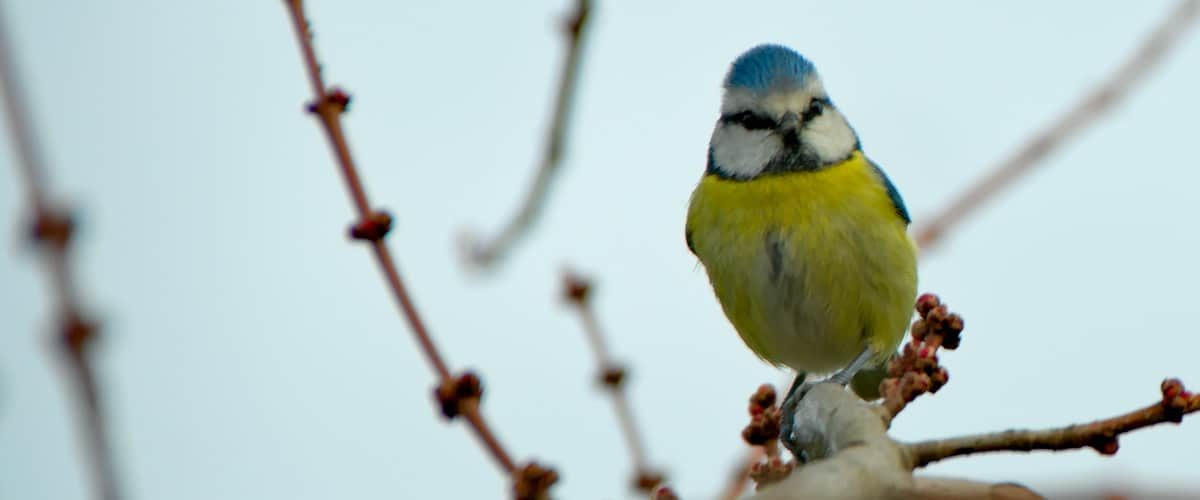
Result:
[2, 1, 1199, 499]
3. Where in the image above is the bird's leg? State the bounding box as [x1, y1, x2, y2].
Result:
[778, 371, 808, 463]
[827, 347, 875, 386]
[779, 348, 875, 461]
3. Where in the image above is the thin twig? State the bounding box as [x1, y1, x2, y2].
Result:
[907, 378, 1200, 467]
[0, 3, 120, 500]
[718, 449, 761, 500]
[461, 0, 592, 270]
[562, 270, 663, 493]
[281, 2, 556, 495]
[914, 0, 1200, 250]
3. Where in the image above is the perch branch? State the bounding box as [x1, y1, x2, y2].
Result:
[461, 0, 592, 269]
[0, 4, 121, 500]
[907, 378, 1200, 467]
[562, 270, 663, 493]
[740, 294, 1197, 499]
[914, 0, 1200, 250]
[281, 2, 556, 497]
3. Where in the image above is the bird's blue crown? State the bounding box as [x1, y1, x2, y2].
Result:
[725, 44, 816, 93]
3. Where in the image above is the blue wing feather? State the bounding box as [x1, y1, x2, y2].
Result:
[868, 160, 910, 225]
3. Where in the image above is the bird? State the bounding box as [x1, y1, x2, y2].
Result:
[685, 44, 918, 455]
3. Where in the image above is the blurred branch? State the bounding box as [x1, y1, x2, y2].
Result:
[914, 0, 1200, 250]
[280, 2, 557, 497]
[0, 4, 121, 500]
[561, 269, 664, 493]
[716, 449, 760, 500]
[460, 0, 592, 270]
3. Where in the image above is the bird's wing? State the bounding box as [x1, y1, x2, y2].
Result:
[867, 159, 911, 225]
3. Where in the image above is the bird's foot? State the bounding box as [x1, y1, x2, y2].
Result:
[779, 349, 876, 461]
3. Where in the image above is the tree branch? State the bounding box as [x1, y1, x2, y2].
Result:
[734, 294, 1198, 500]
[914, 0, 1200, 250]
[907, 378, 1200, 467]
[280, 2, 556, 497]
[562, 270, 664, 493]
[0, 3, 121, 500]
[460, 0, 592, 270]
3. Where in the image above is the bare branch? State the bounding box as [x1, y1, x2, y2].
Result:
[460, 0, 593, 270]
[741, 293, 1197, 499]
[0, 3, 121, 500]
[906, 378, 1200, 467]
[914, 0, 1200, 250]
[280, 2, 556, 496]
[716, 450, 761, 500]
[562, 269, 664, 493]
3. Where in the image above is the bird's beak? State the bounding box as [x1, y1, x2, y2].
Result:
[779, 111, 801, 132]
[778, 111, 801, 147]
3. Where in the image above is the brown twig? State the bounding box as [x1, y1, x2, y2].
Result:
[281, 2, 555, 496]
[461, 0, 592, 270]
[718, 450, 761, 500]
[0, 4, 121, 500]
[562, 270, 663, 493]
[914, 0, 1200, 250]
[907, 378, 1200, 467]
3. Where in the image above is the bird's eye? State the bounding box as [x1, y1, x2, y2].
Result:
[724, 111, 777, 131]
[801, 99, 826, 122]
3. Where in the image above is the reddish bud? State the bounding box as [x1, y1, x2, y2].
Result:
[349, 211, 393, 241]
[31, 211, 74, 250]
[433, 371, 483, 419]
[910, 320, 929, 341]
[915, 293, 940, 316]
[750, 384, 777, 410]
[61, 314, 98, 355]
[633, 470, 665, 493]
[742, 406, 782, 445]
[599, 366, 626, 388]
[927, 305, 949, 325]
[1090, 436, 1119, 455]
[929, 368, 949, 393]
[652, 485, 679, 500]
[513, 461, 559, 500]
[308, 87, 353, 114]
[562, 272, 591, 305]
[1161, 378, 1184, 399]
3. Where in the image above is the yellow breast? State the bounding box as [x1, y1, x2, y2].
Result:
[686, 152, 917, 373]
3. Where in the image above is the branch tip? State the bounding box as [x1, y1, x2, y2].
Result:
[562, 270, 592, 305]
[458, 0, 593, 270]
[513, 461, 559, 500]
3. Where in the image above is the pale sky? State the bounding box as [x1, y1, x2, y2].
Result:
[2, 1, 1199, 499]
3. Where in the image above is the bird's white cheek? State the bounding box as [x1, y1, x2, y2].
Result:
[711, 125, 779, 178]
[802, 113, 857, 163]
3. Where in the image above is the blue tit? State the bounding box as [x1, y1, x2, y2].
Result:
[685, 44, 917, 451]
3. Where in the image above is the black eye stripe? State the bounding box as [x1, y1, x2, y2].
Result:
[721, 111, 777, 130]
